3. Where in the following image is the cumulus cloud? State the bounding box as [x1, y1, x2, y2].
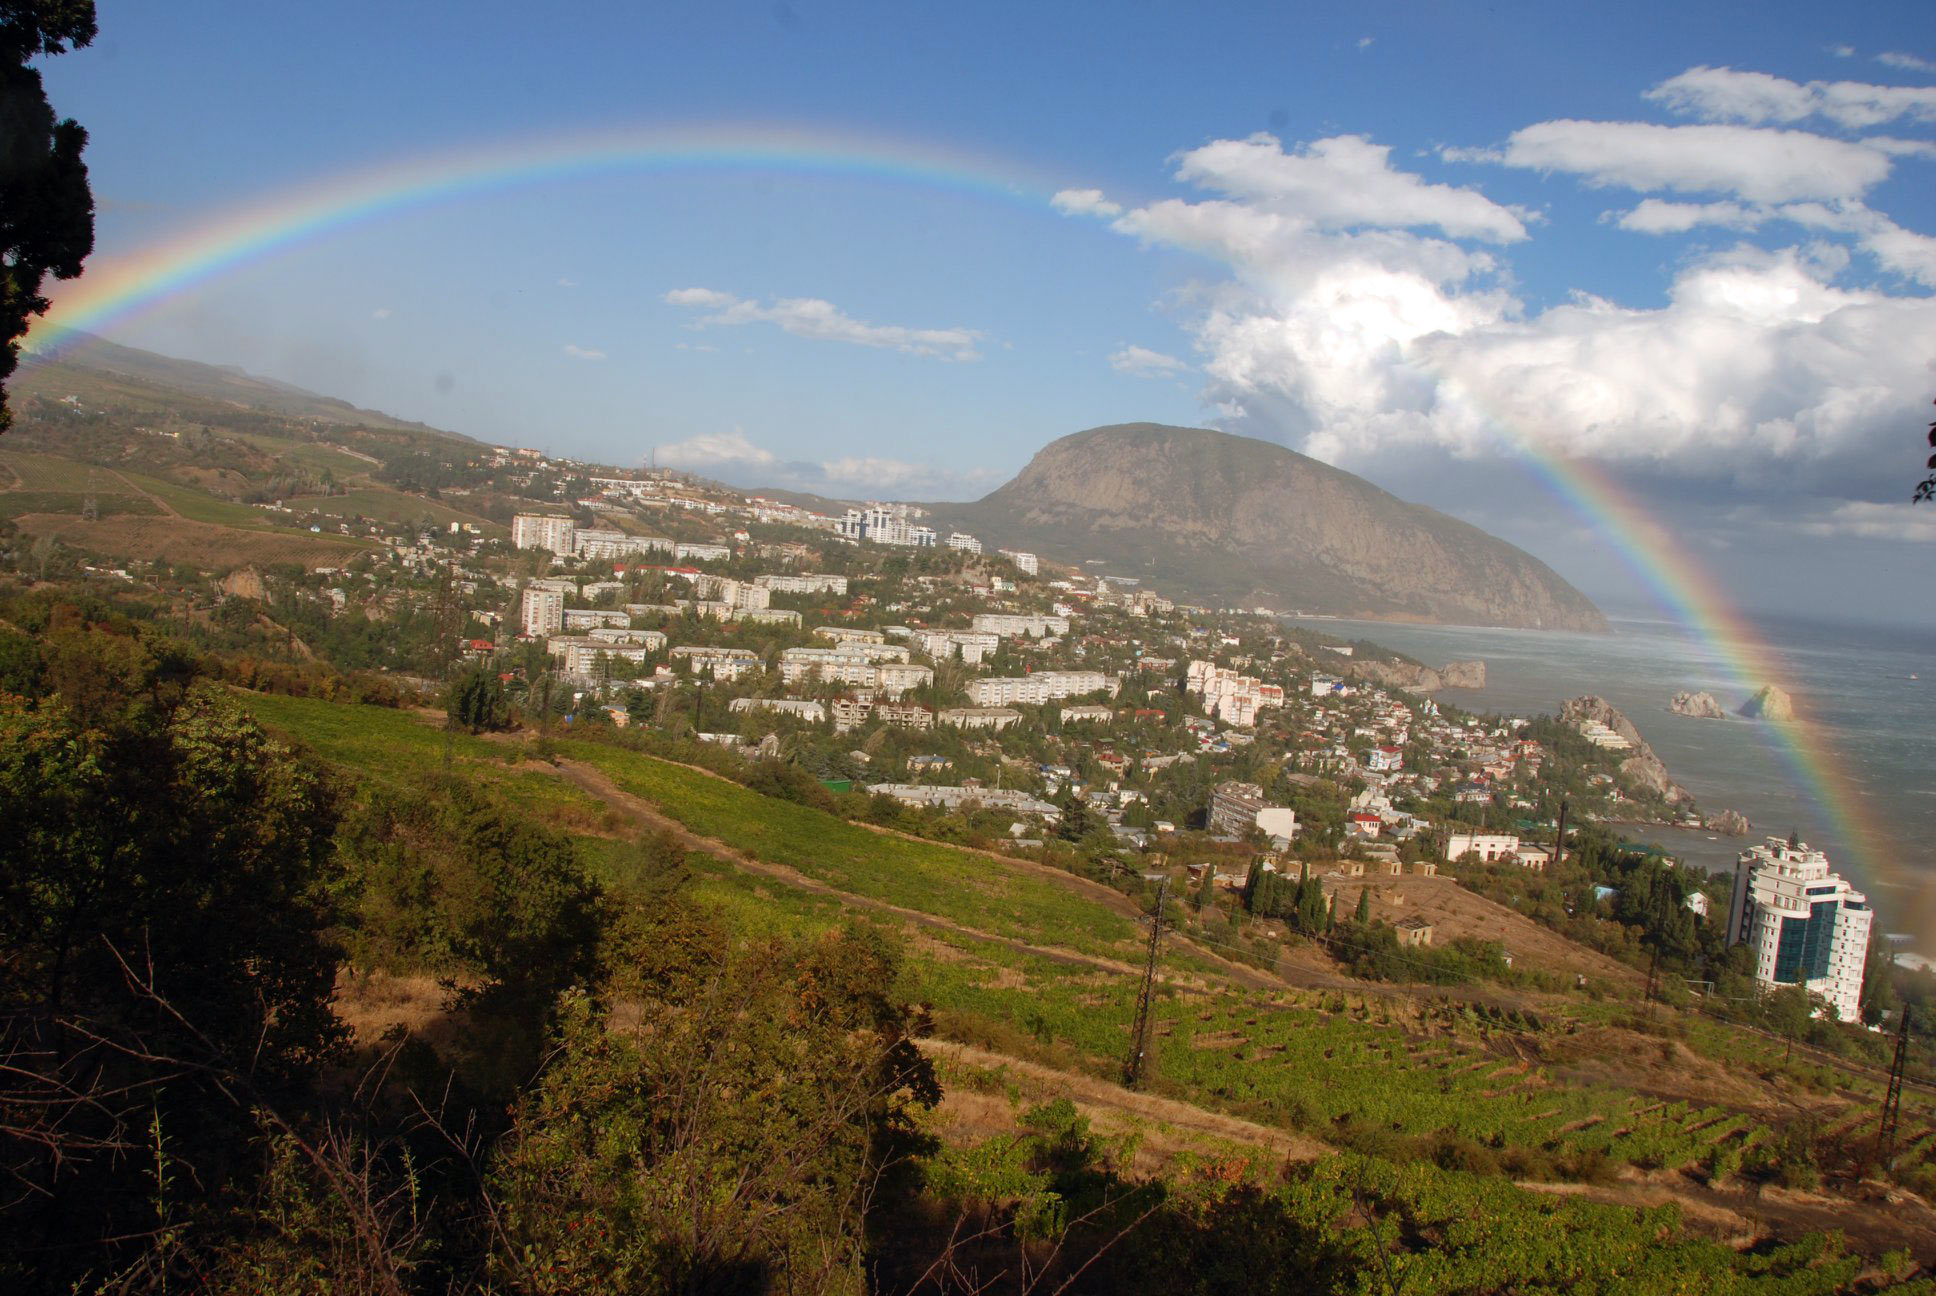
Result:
[1645, 65, 1936, 129]
[1077, 119, 1936, 514]
[562, 343, 607, 361]
[663, 288, 982, 360]
[1878, 51, 1936, 73]
[1109, 345, 1187, 377]
[1165, 133, 1528, 242]
[1051, 188, 1122, 217]
[1486, 120, 1896, 203]
[654, 429, 778, 470]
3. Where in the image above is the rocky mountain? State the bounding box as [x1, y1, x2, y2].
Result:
[930, 424, 1605, 630]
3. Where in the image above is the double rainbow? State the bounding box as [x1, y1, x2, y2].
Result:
[26, 122, 1922, 932]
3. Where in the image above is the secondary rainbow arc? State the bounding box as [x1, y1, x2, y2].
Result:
[25, 122, 1920, 929]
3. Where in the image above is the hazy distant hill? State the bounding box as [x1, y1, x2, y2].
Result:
[19, 334, 473, 442]
[928, 423, 1605, 630]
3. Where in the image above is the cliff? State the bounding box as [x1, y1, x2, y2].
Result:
[930, 425, 1607, 631]
[1561, 695, 1690, 806]
[1348, 658, 1487, 694]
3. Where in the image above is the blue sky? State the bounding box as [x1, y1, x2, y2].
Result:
[30, 1, 1936, 623]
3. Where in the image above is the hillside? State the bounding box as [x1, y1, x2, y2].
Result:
[18, 334, 473, 439]
[928, 424, 1606, 630]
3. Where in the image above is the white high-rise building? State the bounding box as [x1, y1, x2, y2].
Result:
[520, 586, 564, 637]
[1727, 837, 1872, 1023]
[512, 514, 576, 555]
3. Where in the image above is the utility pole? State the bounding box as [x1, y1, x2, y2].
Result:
[1553, 798, 1569, 868]
[1878, 1004, 1912, 1165]
[1123, 878, 1169, 1089]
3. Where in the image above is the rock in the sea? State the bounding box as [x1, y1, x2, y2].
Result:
[1669, 690, 1728, 720]
[1704, 809, 1752, 836]
[1439, 660, 1486, 690]
[1738, 685, 1795, 721]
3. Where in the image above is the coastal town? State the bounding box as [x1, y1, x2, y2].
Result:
[186, 439, 1883, 1025]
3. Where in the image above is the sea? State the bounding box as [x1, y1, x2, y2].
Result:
[1282, 612, 1935, 945]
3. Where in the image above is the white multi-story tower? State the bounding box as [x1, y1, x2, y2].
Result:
[1727, 837, 1872, 1023]
[511, 513, 575, 555]
[520, 586, 564, 638]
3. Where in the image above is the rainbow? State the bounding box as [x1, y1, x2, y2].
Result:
[27, 121, 1065, 345]
[1433, 379, 1922, 935]
[25, 123, 1923, 934]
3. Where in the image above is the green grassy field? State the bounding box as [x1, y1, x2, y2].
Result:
[0, 449, 106, 491]
[114, 469, 277, 527]
[284, 486, 501, 532]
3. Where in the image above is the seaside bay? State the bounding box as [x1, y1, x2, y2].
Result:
[1285, 613, 1935, 941]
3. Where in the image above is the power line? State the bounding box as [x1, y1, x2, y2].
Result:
[1879, 1003, 1913, 1164]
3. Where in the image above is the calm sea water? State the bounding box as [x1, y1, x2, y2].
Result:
[1284, 613, 1935, 938]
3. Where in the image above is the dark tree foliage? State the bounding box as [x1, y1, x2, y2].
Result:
[445, 661, 512, 732]
[0, 1, 96, 432]
[0, 682, 342, 1292]
[1917, 399, 1935, 504]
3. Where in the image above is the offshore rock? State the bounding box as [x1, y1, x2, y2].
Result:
[1738, 685, 1795, 720]
[1669, 690, 1728, 719]
[1705, 809, 1752, 836]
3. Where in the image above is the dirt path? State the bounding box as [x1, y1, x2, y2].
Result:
[106, 467, 181, 518]
[1524, 1171, 1936, 1260]
[920, 1038, 1329, 1174]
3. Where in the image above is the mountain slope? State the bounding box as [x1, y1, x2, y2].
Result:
[19, 333, 472, 440]
[934, 423, 1605, 630]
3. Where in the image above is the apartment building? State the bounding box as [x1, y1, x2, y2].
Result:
[519, 586, 563, 637]
[511, 513, 575, 555]
[970, 613, 1068, 638]
[756, 572, 849, 596]
[1727, 837, 1872, 1023]
[997, 549, 1039, 576]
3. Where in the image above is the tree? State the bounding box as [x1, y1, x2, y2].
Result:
[1, 1, 96, 433]
[445, 661, 512, 732]
[0, 687, 343, 1290]
[1354, 886, 1371, 925]
[1917, 399, 1936, 504]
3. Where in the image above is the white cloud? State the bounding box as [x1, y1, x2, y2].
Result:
[1109, 345, 1187, 377]
[1167, 133, 1528, 242]
[1645, 65, 1936, 129]
[663, 288, 983, 360]
[370, 307, 392, 320]
[1614, 198, 1765, 233]
[1084, 128, 1936, 512]
[1827, 44, 1855, 59]
[664, 287, 737, 308]
[1357, 36, 1373, 50]
[556, 277, 579, 288]
[1792, 500, 1936, 541]
[654, 429, 778, 470]
[1051, 188, 1123, 217]
[1489, 120, 1895, 202]
[1609, 197, 1936, 285]
[1878, 51, 1936, 73]
[562, 343, 607, 361]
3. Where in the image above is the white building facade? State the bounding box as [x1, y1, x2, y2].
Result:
[1727, 838, 1872, 1023]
